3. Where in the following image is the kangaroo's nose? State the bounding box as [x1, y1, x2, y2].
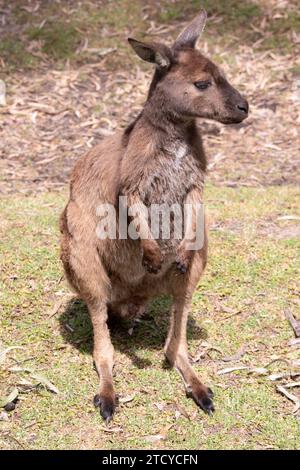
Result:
[236, 100, 249, 114]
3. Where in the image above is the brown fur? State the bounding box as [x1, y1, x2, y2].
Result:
[60, 11, 248, 420]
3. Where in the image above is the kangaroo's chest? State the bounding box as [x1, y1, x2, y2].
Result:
[140, 141, 204, 205]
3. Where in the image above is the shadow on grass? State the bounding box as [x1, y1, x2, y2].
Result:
[59, 296, 207, 369]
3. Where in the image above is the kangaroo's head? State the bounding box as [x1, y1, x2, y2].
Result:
[128, 10, 248, 125]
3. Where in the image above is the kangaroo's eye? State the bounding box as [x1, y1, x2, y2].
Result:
[194, 80, 212, 90]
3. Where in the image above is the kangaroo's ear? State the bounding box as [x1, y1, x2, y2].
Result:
[128, 38, 172, 69]
[173, 9, 207, 50]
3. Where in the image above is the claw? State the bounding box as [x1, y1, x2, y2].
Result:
[94, 394, 116, 422]
[176, 261, 188, 273]
[198, 395, 215, 415]
[187, 386, 215, 415]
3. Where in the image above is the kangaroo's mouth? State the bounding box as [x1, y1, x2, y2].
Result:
[203, 105, 248, 125]
[217, 109, 249, 125]
[219, 115, 248, 125]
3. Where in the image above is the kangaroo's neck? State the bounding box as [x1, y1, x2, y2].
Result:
[142, 91, 193, 141]
[122, 89, 206, 173]
[124, 88, 195, 143]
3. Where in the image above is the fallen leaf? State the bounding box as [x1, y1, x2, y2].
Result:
[0, 411, 9, 421]
[144, 423, 175, 443]
[0, 346, 25, 365]
[0, 79, 6, 106]
[119, 393, 136, 404]
[277, 215, 300, 221]
[221, 345, 247, 362]
[8, 367, 59, 394]
[217, 366, 249, 375]
[99, 426, 123, 433]
[154, 402, 165, 412]
[288, 338, 300, 347]
[277, 385, 300, 414]
[47, 297, 66, 318]
[29, 372, 59, 394]
[174, 403, 190, 420]
[192, 341, 224, 362]
[249, 367, 268, 376]
[284, 309, 300, 337]
[285, 382, 300, 388]
[269, 371, 300, 381]
[0, 388, 18, 408]
[264, 357, 290, 368]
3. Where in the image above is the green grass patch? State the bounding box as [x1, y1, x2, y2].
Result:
[1, 185, 300, 449]
[160, 0, 261, 26]
[27, 23, 80, 60]
[261, 10, 300, 52]
[1, 0, 298, 71]
[0, 37, 37, 69]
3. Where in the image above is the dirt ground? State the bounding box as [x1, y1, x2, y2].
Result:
[1, 0, 300, 194]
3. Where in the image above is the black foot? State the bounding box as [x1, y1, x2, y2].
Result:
[94, 394, 116, 422]
[187, 387, 215, 415]
[4, 401, 16, 412]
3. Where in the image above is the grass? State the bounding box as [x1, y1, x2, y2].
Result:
[1, 0, 299, 72]
[0, 38, 37, 69]
[27, 23, 80, 60]
[160, 0, 261, 25]
[262, 10, 300, 52]
[1, 184, 300, 450]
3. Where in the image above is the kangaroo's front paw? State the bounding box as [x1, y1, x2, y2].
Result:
[94, 393, 117, 423]
[142, 241, 163, 274]
[175, 246, 193, 274]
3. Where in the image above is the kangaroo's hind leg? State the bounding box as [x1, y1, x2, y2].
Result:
[164, 294, 214, 414]
[164, 233, 214, 414]
[90, 297, 116, 422]
[61, 225, 116, 422]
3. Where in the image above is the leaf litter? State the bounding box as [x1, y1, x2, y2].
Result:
[1, 343, 60, 415]
[1, 3, 300, 195]
[9, 367, 59, 394]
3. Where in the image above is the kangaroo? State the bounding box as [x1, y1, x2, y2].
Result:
[60, 10, 249, 422]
